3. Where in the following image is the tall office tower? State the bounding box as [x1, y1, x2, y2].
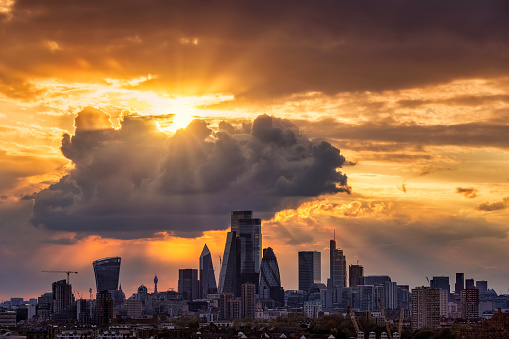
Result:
[298, 251, 321, 292]
[465, 278, 475, 289]
[411, 287, 441, 331]
[259, 247, 284, 305]
[230, 211, 262, 287]
[218, 231, 241, 296]
[461, 288, 480, 319]
[455, 273, 464, 294]
[349, 264, 364, 287]
[241, 283, 256, 318]
[178, 269, 199, 301]
[430, 276, 450, 293]
[330, 237, 347, 288]
[51, 279, 73, 315]
[154, 275, 158, 294]
[476, 280, 488, 295]
[397, 285, 410, 311]
[384, 281, 398, 310]
[96, 290, 113, 326]
[93, 257, 121, 292]
[199, 244, 218, 299]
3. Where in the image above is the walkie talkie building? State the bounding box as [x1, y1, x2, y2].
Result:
[93, 257, 121, 292]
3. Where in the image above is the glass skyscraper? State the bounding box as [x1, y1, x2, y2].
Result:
[93, 257, 121, 292]
[199, 244, 218, 298]
[330, 238, 347, 288]
[230, 211, 262, 276]
[218, 231, 241, 296]
[259, 247, 284, 306]
[298, 251, 321, 292]
[219, 211, 262, 295]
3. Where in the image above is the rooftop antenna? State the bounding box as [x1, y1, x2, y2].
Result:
[334, 229, 335, 241]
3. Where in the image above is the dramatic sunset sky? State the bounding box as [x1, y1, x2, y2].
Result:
[1, 0, 509, 300]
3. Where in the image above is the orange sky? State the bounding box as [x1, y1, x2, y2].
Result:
[1, 0, 509, 300]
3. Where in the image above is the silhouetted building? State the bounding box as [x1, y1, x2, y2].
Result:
[178, 269, 199, 301]
[412, 287, 440, 331]
[51, 279, 73, 316]
[76, 299, 91, 326]
[455, 273, 464, 294]
[330, 237, 347, 288]
[96, 291, 113, 326]
[37, 292, 52, 320]
[137, 284, 148, 301]
[349, 264, 364, 287]
[465, 278, 475, 290]
[93, 257, 121, 292]
[199, 244, 217, 298]
[476, 280, 488, 295]
[259, 247, 284, 306]
[461, 288, 480, 319]
[241, 283, 256, 319]
[430, 276, 450, 293]
[230, 211, 262, 290]
[298, 251, 321, 292]
[154, 275, 158, 294]
[127, 299, 142, 318]
[219, 293, 240, 320]
[218, 231, 241, 296]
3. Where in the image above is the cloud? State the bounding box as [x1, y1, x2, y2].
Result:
[297, 119, 509, 150]
[3, 1, 509, 99]
[31, 109, 350, 238]
[476, 197, 509, 211]
[456, 187, 479, 199]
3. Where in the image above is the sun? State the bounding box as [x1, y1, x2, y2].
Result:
[167, 112, 195, 133]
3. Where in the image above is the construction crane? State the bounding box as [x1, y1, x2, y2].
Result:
[41, 270, 78, 284]
[347, 306, 360, 336]
[378, 299, 393, 339]
[398, 301, 406, 338]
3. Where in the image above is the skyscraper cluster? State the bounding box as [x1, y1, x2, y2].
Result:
[3, 210, 505, 334]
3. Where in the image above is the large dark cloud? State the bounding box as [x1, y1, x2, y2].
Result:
[2, 1, 509, 99]
[30, 109, 349, 238]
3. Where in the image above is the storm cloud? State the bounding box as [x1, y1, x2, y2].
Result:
[30, 108, 350, 238]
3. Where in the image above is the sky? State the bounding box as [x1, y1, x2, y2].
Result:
[1, 0, 509, 301]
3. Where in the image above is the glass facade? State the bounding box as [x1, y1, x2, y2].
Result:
[259, 247, 281, 299]
[93, 257, 121, 292]
[298, 251, 321, 292]
[199, 244, 217, 298]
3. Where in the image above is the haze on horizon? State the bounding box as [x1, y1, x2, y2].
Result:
[1, 0, 509, 300]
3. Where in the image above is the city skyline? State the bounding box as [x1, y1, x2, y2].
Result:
[2, 1, 509, 300]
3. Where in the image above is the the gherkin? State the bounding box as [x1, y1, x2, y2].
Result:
[259, 247, 284, 305]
